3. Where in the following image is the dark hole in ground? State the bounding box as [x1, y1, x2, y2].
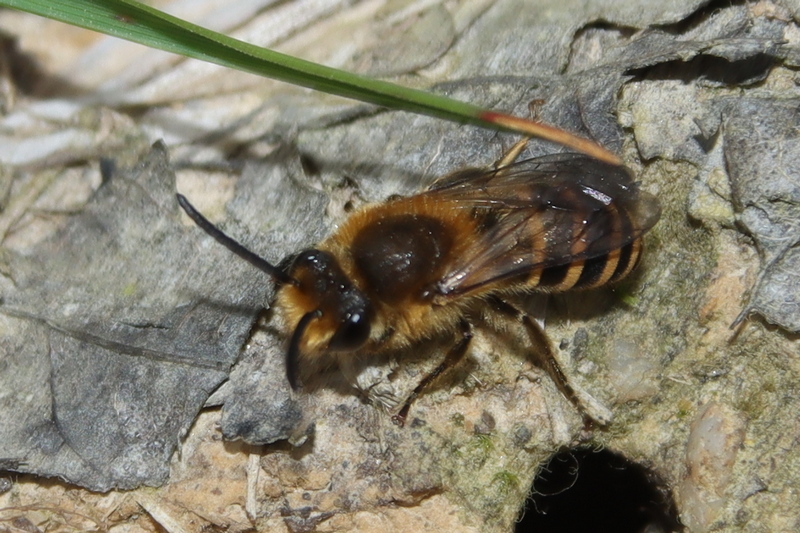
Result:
[516, 447, 682, 533]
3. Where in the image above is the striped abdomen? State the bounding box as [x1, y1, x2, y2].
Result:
[486, 177, 646, 294]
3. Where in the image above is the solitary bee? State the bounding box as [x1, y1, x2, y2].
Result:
[177, 141, 660, 425]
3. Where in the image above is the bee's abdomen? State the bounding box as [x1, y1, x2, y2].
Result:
[533, 237, 644, 292]
[522, 183, 644, 292]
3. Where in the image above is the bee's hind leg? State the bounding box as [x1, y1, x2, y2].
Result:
[494, 138, 529, 169]
[487, 297, 613, 427]
[493, 99, 545, 169]
[392, 320, 473, 427]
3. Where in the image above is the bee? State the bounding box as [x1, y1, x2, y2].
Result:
[177, 141, 660, 426]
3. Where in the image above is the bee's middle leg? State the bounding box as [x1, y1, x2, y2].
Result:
[392, 320, 473, 427]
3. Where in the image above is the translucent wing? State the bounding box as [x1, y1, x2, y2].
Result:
[423, 154, 661, 298]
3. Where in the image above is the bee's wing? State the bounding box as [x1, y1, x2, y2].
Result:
[425, 154, 661, 297]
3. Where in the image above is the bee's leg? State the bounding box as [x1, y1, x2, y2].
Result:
[492, 100, 545, 170]
[487, 297, 612, 426]
[494, 138, 529, 169]
[339, 357, 401, 411]
[527, 98, 546, 119]
[392, 320, 473, 427]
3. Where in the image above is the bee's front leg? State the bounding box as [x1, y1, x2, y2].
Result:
[339, 356, 402, 411]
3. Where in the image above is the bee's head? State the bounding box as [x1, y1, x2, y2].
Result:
[277, 249, 373, 388]
[175, 194, 371, 391]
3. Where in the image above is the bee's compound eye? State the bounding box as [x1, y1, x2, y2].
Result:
[328, 309, 371, 351]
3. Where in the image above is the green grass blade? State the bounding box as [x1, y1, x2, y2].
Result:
[1, 0, 621, 164]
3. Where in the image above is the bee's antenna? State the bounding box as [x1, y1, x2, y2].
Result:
[176, 194, 295, 285]
[286, 310, 322, 390]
